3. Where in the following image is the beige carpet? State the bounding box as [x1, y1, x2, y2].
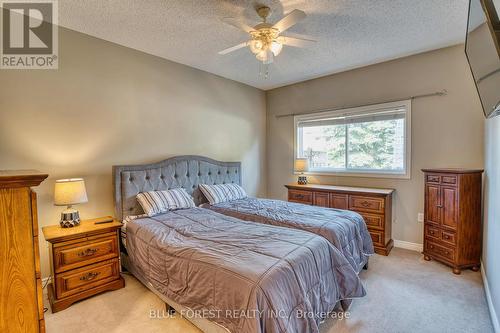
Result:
[45, 248, 494, 333]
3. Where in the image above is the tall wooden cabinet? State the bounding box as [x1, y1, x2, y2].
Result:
[422, 169, 483, 274]
[0, 171, 48, 333]
[285, 184, 394, 255]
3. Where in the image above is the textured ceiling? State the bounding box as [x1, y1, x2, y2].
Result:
[59, 0, 469, 90]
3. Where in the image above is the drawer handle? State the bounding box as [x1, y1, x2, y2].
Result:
[360, 200, 371, 207]
[429, 230, 435, 235]
[443, 235, 450, 239]
[436, 204, 443, 208]
[80, 271, 100, 281]
[295, 194, 304, 199]
[78, 248, 99, 257]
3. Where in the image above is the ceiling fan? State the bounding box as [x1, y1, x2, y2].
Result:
[219, 6, 316, 66]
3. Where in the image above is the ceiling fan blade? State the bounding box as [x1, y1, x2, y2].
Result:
[218, 42, 248, 55]
[279, 36, 316, 48]
[221, 17, 255, 33]
[272, 9, 306, 33]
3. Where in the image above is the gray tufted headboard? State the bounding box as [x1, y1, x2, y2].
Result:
[113, 155, 241, 220]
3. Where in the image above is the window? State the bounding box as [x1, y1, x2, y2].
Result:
[294, 100, 411, 178]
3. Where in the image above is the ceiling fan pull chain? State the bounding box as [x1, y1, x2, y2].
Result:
[259, 63, 270, 79]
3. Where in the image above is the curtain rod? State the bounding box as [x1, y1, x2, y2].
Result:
[274, 89, 448, 119]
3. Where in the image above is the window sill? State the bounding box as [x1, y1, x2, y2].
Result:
[294, 170, 411, 180]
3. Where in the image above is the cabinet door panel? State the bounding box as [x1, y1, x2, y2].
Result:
[425, 184, 441, 225]
[442, 187, 458, 230]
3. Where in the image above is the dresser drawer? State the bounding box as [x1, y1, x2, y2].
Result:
[426, 174, 441, 184]
[425, 241, 455, 262]
[330, 194, 348, 209]
[369, 230, 385, 247]
[55, 258, 120, 299]
[424, 224, 441, 241]
[313, 192, 329, 207]
[359, 212, 384, 230]
[349, 196, 385, 213]
[425, 174, 457, 186]
[53, 234, 118, 273]
[288, 189, 313, 204]
[441, 175, 457, 186]
[441, 230, 457, 246]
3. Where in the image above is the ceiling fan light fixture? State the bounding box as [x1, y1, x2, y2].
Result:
[256, 49, 274, 64]
[270, 40, 283, 56]
[219, 7, 314, 75]
[249, 39, 264, 54]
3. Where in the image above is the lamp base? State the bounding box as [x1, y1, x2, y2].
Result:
[60, 207, 81, 228]
[298, 175, 308, 185]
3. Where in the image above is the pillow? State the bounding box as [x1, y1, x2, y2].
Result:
[136, 188, 195, 217]
[199, 183, 247, 205]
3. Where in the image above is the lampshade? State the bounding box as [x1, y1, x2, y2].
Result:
[294, 158, 309, 173]
[54, 178, 88, 206]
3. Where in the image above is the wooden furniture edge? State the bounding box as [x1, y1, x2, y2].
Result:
[375, 239, 394, 256]
[48, 277, 125, 313]
[285, 183, 395, 196]
[0, 171, 48, 188]
[42, 216, 122, 243]
[421, 168, 484, 174]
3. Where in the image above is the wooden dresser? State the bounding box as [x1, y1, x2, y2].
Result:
[285, 184, 394, 255]
[422, 169, 483, 274]
[0, 171, 48, 333]
[42, 217, 125, 312]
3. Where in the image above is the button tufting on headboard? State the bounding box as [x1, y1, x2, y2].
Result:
[112, 156, 241, 221]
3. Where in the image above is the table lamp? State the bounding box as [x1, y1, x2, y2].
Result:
[294, 158, 309, 185]
[54, 178, 88, 228]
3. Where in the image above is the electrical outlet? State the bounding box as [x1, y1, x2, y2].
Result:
[417, 213, 424, 223]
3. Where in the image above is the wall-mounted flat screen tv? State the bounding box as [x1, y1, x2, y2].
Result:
[465, 0, 500, 118]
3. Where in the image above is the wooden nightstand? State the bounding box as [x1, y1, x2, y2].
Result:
[42, 216, 125, 313]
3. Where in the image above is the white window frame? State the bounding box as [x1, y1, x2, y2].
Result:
[293, 100, 412, 179]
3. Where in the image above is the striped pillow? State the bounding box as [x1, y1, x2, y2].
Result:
[199, 183, 247, 205]
[136, 188, 195, 217]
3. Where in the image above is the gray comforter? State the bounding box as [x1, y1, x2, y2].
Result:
[202, 198, 374, 273]
[126, 207, 365, 333]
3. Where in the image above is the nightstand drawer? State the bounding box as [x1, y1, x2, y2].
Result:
[54, 234, 118, 273]
[55, 258, 120, 299]
[288, 189, 313, 204]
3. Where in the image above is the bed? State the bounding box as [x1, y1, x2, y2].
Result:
[202, 197, 374, 273]
[113, 156, 366, 333]
[135, 155, 374, 274]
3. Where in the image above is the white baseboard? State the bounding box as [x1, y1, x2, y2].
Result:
[481, 262, 500, 333]
[393, 239, 423, 252]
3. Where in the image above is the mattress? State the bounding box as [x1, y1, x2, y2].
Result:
[202, 197, 375, 273]
[125, 207, 365, 333]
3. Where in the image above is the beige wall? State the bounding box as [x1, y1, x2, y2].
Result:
[266, 45, 484, 245]
[0, 28, 267, 279]
[483, 115, 500, 330]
